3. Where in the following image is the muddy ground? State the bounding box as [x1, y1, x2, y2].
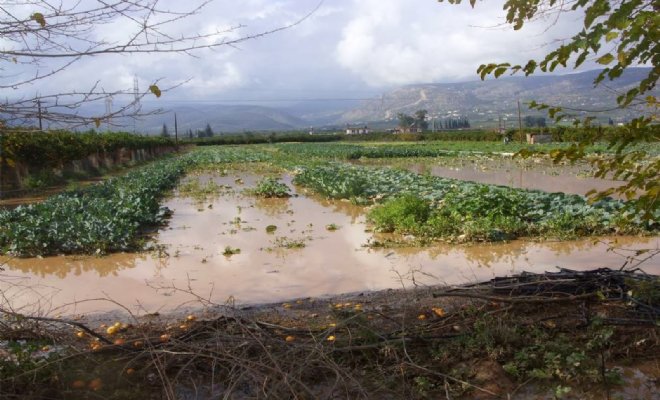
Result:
[2, 278, 658, 399]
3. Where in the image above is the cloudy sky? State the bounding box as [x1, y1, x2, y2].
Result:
[5, 0, 591, 105]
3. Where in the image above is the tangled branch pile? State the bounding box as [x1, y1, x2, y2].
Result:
[1, 269, 658, 399]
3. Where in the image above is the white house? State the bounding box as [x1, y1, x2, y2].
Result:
[345, 125, 370, 135]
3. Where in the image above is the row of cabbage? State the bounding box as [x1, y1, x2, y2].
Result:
[276, 142, 660, 160]
[274, 142, 591, 160]
[293, 163, 655, 241]
[275, 143, 459, 160]
[0, 146, 272, 257]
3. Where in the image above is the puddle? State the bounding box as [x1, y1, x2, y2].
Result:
[359, 156, 626, 197]
[1, 172, 657, 315]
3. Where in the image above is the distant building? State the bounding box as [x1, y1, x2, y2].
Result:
[526, 133, 553, 144]
[345, 125, 370, 135]
[395, 121, 423, 134]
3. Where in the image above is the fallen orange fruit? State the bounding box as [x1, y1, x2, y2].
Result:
[432, 307, 446, 317]
[71, 380, 86, 389]
[88, 378, 103, 391]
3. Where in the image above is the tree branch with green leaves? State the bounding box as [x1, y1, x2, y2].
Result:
[438, 0, 659, 221]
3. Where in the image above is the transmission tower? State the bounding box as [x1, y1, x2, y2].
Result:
[133, 76, 140, 134]
[105, 96, 113, 131]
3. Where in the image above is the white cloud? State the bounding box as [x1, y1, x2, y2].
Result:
[3, 0, 592, 103]
[187, 62, 244, 95]
[335, 0, 585, 86]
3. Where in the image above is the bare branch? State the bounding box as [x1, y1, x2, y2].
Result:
[0, 0, 322, 126]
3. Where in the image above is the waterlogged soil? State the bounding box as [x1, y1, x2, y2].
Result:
[357, 155, 627, 197]
[1, 171, 658, 315]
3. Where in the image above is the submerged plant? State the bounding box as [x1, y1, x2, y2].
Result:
[265, 225, 278, 234]
[325, 223, 340, 231]
[222, 246, 241, 256]
[178, 179, 222, 201]
[248, 177, 291, 198]
[274, 236, 307, 249]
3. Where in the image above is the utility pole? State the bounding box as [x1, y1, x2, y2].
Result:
[133, 76, 140, 134]
[174, 113, 179, 151]
[37, 99, 43, 131]
[517, 100, 524, 143]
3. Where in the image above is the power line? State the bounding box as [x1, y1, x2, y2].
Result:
[140, 97, 377, 104]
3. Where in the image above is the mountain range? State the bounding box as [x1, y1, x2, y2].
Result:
[114, 67, 655, 133]
[338, 68, 652, 128]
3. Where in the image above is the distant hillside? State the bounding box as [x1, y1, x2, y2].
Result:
[339, 68, 653, 127]
[133, 104, 308, 134]
[10, 68, 653, 133]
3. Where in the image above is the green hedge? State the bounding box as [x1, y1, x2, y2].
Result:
[1, 130, 174, 169]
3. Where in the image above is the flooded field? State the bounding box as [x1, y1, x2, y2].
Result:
[360, 155, 627, 197]
[1, 170, 657, 315]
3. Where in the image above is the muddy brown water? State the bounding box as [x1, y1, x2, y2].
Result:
[1, 172, 657, 316]
[360, 156, 627, 197]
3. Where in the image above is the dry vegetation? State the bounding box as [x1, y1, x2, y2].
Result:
[1, 268, 658, 399]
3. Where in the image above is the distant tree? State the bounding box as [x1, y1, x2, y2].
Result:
[442, 117, 470, 129]
[397, 113, 415, 129]
[204, 123, 214, 137]
[524, 116, 546, 128]
[608, 118, 614, 126]
[160, 124, 170, 137]
[414, 109, 429, 131]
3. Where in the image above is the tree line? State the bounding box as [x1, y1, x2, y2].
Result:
[397, 109, 471, 131]
[161, 123, 214, 138]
